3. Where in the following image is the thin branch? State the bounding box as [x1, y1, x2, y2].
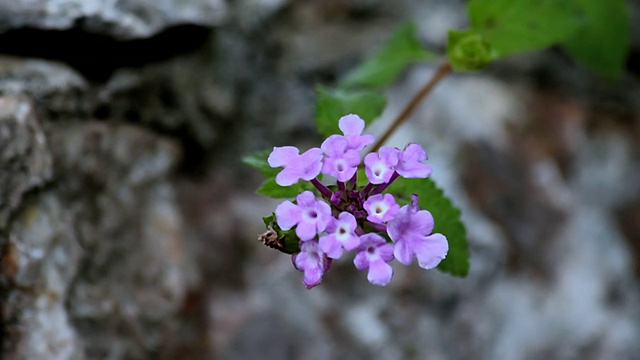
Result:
[371, 61, 452, 152]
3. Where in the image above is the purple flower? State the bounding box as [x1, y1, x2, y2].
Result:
[364, 146, 400, 184]
[275, 191, 332, 241]
[354, 233, 394, 286]
[386, 195, 448, 269]
[292, 239, 332, 289]
[363, 194, 400, 224]
[268, 146, 324, 186]
[338, 114, 375, 151]
[321, 135, 361, 182]
[319, 212, 361, 259]
[395, 143, 432, 179]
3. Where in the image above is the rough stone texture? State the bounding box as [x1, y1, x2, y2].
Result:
[2, 0, 640, 359]
[2, 119, 187, 358]
[0, 95, 53, 228]
[0, 0, 228, 39]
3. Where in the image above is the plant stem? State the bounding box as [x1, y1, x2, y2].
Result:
[311, 178, 332, 199]
[371, 61, 452, 152]
[370, 172, 400, 196]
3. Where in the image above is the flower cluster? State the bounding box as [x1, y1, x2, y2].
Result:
[266, 114, 448, 288]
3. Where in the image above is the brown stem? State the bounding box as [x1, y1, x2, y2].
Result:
[371, 61, 452, 152]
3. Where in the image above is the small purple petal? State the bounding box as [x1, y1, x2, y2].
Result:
[292, 251, 319, 280]
[387, 196, 447, 268]
[318, 212, 361, 259]
[349, 134, 375, 152]
[338, 114, 365, 136]
[277, 191, 332, 241]
[298, 148, 324, 181]
[296, 221, 319, 242]
[363, 193, 400, 224]
[297, 191, 318, 208]
[367, 260, 393, 286]
[292, 240, 331, 289]
[377, 242, 394, 262]
[410, 210, 435, 236]
[364, 147, 399, 184]
[321, 135, 348, 155]
[353, 233, 395, 286]
[409, 193, 420, 209]
[342, 233, 361, 251]
[268, 146, 299, 167]
[392, 238, 413, 265]
[274, 200, 301, 230]
[337, 114, 375, 151]
[321, 136, 361, 181]
[322, 152, 360, 182]
[268, 146, 323, 186]
[395, 143, 433, 179]
[354, 251, 369, 271]
[414, 233, 448, 269]
[319, 235, 343, 259]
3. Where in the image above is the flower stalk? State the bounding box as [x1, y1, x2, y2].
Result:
[371, 61, 452, 152]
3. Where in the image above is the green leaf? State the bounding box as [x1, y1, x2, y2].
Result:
[356, 167, 369, 188]
[242, 149, 277, 177]
[387, 177, 469, 276]
[447, 30, 497, 71]
[562, 0, 630, 78]
[315, 87, 386, 137]
[341, 22, 436, 89]
[257, 178, 309, 199]
[467, 0, 583, 58]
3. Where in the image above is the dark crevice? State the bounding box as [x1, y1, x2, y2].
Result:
[90, 112, 211, 177]
[0, 24, 212, 82]
[86, 100, 214, 177]
[615, 199, 640, 277]
[627, 49, 640, 78]
[173, 128, 210, 177]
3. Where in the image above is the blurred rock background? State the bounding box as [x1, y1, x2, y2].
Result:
[1, 0, 640, 359]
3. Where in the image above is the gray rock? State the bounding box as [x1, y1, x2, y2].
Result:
[0, 0, 229, 39]
[0, 95, 53, 229]
[3, 122, 188, 359]
[3, 194, 84, 360]
[2, 0, 640, 359]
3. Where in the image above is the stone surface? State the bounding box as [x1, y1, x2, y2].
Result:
[0, 0, 228, 39]
[2, 121, 188, 359]
[0, 95, 53, 229]
[2, 0, 640, 359]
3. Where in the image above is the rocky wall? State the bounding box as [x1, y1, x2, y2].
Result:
[2, 0, 640, 359]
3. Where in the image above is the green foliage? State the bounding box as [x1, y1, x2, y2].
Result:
[387, 177, 469, 277]
[242, 149, 277, 177]
[462, 0, 630, 77]
[562, 0, 630, 77]
[315, 87, 386, 137]
[257, 179, 308, 199]
[341, 22, 436, 89]
[356, 168, 369, 188]
[316, 22, 436, 137]
[242, 150, 313, 199]
[262, 214, 301, 254]
[447, 30, 497, 71]
[467, 0, 582, 58]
